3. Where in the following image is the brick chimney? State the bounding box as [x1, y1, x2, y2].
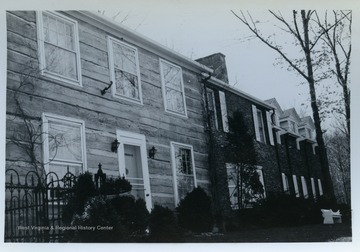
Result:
[196, 53, 229, 84]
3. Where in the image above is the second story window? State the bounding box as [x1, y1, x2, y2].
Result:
[160, 59, 187, 117]
[219, 91, 229, 132]
[252, 105, 266, 143]
[108, 37, 142, 104]
[37, 11, 81, 85]
[206, 88, 218, 130]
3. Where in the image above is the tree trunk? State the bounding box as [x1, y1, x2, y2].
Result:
[301, 10, 336, 202]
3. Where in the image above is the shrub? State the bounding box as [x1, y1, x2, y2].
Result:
[99, 176, 132, 195]
[148, 205, 183, 242]
[69, 196, 125, 242]
[63, 172, 97, 223]
[247, 194, 323, 227]
[110, 195, 149, 238]
[177, 187, 214, 233]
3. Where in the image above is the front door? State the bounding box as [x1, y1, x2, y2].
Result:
[116, 130, 152, 211]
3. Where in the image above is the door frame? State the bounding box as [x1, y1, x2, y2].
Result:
[116, 130, 152, 211]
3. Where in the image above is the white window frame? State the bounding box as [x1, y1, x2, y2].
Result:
[219, 91, 229, 132]
[252, 105, 266, 143]
[281, 173, 290, 194]
[318, 179, 323, 196]
[42, 113, 87, 175]
[160, 59, 187, 117]
[36, 11, 82, 86]
[206, 88, 218, 130]
[301, 176, 309, 199]
[292, 175, 300, 197]
[311, 177, 317, 199]
[107, 36, 143, 104]
[170, 142, 197, 206]
[266, 111, 275, 146]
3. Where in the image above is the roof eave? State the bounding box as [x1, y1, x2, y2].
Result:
[67, 11, 214, 74]
[203, 74, 274, 110]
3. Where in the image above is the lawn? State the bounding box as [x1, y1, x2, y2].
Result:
[184, 223, 352, 242]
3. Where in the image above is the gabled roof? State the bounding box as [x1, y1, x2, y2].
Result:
[281, 108, 301, 123]
[300, 116, 315, 129]
[264, 98, 283, 114]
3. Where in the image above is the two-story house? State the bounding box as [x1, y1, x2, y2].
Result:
[6, 10, 217, 211]
[6, 11, 325, 221]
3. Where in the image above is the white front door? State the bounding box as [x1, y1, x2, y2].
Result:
[116, 130, 152, 211]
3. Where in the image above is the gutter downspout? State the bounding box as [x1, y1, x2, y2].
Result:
[201, 72, 228, 231]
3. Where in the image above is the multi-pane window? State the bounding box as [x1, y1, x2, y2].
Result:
[160, 59, 187, 116]
[252, 105, 269, 144]
[171, 142, 196, 205]
[37, 11, 81, 85]
[206, 88, 218, 130]
[42, 114, 86, 179]
[108, 37, 142, 103]
[226, 163, 266, 209]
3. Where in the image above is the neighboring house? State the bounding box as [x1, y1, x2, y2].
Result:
[6, 10, 325, 219]
[196, 54, 324, 217]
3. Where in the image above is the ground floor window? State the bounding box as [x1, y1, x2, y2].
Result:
[226, 163, 265, 209]
[170, 142, 197, 206]
[281, 173, 290, 194]
[42, 113, 86, 180]
[301, 176, 309, 199]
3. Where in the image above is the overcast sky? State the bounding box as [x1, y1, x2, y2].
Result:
[101, 3, 355, 131]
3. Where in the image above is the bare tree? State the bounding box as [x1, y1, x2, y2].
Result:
[231, 10, 351, 202]
[325, 128, 350, 204]
[7, 41, 73, 180]
[315, 11, 351, 137]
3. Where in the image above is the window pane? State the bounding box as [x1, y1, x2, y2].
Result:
[113, 42, 137, 75]
[165, 88, 185, 114]
[49, 163, 82, 179]
[48, 121, 82, 162]
[43, 13, 74, 51]
[114, 69, 140, 100]
[257, 111, 265, 142]
[45, 43, 77, 79]
[162, 63, 182, 91]
[174, 146, 192, 175]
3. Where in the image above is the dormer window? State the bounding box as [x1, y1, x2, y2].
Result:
[289, 120, 297, 134]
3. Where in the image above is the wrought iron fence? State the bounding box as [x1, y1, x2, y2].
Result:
[5, 168, 76, 242]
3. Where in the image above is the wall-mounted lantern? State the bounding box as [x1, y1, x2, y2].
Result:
[101, 81, 113, 96]
[149, 146, 157, 159]
[111, 139, 120, 153]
